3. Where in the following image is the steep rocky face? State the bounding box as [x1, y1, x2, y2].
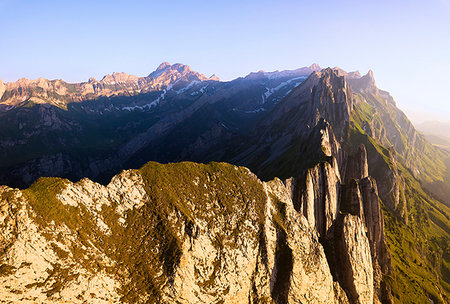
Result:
[0, 186, 121, 303]
[339, 152, 392, 302]
[260, 68, 354, 138]
[359, 177, 393, 303]
[335, 214, 374, 304]
[243, 70, 395, 302]
[345, 144, 369, 181]
[286, 157, 341, 236]
[284, 143, 392, 304]
[229, 68, 353, 182]
[0, 162, 365, 304]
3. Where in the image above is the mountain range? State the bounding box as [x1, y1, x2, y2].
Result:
[0, 63, 448, 304]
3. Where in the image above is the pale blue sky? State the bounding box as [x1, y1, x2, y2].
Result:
[0, 0, 449, 123]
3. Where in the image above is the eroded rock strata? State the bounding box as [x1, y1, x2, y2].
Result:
[0, 159, 390, 303]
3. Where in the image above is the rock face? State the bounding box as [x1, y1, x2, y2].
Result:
[287, 157, 341, 236]
[285, 144, 392, 304]
[335, 214, 374, 304]
[345, 145, 369, 181]
[0, 186, 121, 303]
[0, 161, 362, 304]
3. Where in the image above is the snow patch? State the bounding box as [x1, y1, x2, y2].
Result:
[263, 77, 306, 102]
[175, 80, 200, 94]
[244, 108, 266, 114]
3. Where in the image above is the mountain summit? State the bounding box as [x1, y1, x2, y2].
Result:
[0, 62, 215, 109]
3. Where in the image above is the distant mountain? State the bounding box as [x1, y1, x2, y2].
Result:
[416, 121, 450, 152]
[422, 133, 450, 152]
[0, 62, 215, 111]
[244, 63, 321, 80]
[0, 62, 314, 187]
[416, 120, 450, 139]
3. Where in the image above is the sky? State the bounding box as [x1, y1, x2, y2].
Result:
[0, 0, 449, 123]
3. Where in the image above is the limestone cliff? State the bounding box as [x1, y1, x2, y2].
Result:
[285, 144, 392, 304]
[0, 161, 378, 303]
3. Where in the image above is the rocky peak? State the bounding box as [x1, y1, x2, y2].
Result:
[156, 61, 171, 71]
[309, 68, 354, 139]
[309, 63, 322, 71]
[0, 79, 5, 100]
[360, 70, 376, 88]
[100, 72, 139, 85]
[346, 69, 377, 92]
[209, 74, 220, 81]
[148, 62, 209, 83]
[6, 77, 32, 89]
[263, 67, 351, 122]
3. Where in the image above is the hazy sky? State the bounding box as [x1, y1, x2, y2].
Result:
[0, 0, 449, 123]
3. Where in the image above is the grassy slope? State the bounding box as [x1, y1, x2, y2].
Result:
[350, 100, 450, 303]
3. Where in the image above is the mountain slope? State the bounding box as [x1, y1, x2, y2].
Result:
[219, 68, 450, 303]
[0, 63, 317, 188]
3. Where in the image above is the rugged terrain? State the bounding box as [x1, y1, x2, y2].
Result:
[0, 63, 318, 187]
[0, 63, 449, 303]
[1, 160, 386, 304]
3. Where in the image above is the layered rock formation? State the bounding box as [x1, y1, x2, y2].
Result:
[284, 144, 392, 304]
[0, 162, 391, 303]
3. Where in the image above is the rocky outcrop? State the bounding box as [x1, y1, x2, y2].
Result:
[261, 68, 354, 141]
[0, 162, 359, 303]
[0, 186, 120, 303]
[228, 67, 394, 302]
[284, 141, 393, 303]
[287, 157, 341, 236]
[335, 214, 374, 304]
[367, 147, 408, 224]
[0, 80, 5, 101]
[345, 145, 369, 181]
[359, 177, 393, 302]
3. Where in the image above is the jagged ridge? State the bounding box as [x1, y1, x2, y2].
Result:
[0, 161, 381, 303]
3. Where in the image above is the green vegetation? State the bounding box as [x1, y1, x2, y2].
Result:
[349, 100, 450, 303]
